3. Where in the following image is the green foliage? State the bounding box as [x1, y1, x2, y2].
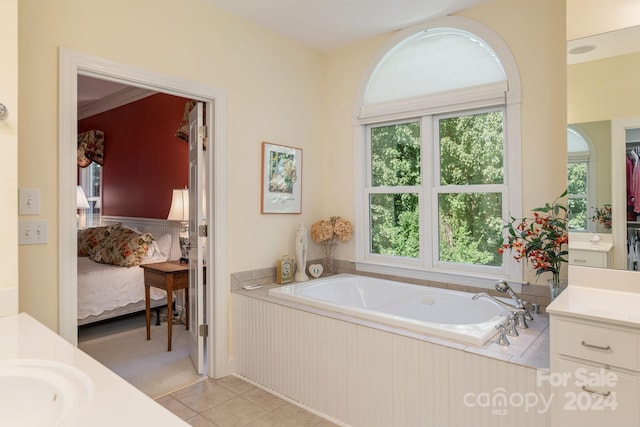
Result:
[369, 111, 506, 265]
[567, 162, 587, 230]
[440, 112, 504, 185]
[371, 122, 421, 187]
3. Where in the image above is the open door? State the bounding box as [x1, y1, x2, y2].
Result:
[188, 101, 206, 373]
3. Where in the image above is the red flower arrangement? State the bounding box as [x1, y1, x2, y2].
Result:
[591, 204, 612, 230]
[499, 190, 569, 287]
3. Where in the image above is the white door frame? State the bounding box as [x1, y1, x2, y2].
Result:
[58, 48, 230, 378]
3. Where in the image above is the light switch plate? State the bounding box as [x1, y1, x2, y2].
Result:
[18, 189, 41, 215]
[18, 220, 48, 245]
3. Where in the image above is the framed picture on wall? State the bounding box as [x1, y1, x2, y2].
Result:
[261, 142, 302, 214]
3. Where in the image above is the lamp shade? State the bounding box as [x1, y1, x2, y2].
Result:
[77, 186, 90, 209]
[167, 189, 189, 221]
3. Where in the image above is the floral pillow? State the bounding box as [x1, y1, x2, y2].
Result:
[89, 227, 155, 267]
[77, 224, 122, 256]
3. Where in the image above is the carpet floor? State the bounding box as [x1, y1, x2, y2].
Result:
[78, 312, 205, 399]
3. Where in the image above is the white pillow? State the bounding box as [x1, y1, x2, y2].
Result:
[142, 233, 172, 263]
[156, 233, 172, 260]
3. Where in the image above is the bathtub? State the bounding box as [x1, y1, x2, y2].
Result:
[268, 273, 510, 346]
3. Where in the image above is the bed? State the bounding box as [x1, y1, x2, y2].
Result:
[77, 216, 183, 326]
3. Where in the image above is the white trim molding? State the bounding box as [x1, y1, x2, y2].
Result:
[59, 48, 230, 378]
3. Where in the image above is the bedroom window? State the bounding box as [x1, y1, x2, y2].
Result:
[79, 162, 102, 228]
[354, 18, 522, 285]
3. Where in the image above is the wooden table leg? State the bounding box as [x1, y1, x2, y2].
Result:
[145, 284, 151, 341]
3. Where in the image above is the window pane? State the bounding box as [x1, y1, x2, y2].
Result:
[567, 162, 587, 195]
[568, 198, 587, 231]
[370, 193, 419, 258]
[365, 29, 506, 105]
[438, 192, 502, 266]
[567, 162, 587, 231]
[371, 122, 421, 187]
[439, 111, 504, 185]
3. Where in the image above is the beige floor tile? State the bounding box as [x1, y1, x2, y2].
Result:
[244, 412, 296, 427]
[216, 375, 255, 394]
[171, 378, 237, 412]
[155, 395, 198, 420]
[185, 414, 219, 427]
[242, 387, 287, 411]
[272, 402, 324, 426]
[200, 396, 267, 427]
[313, 419, 340, 426]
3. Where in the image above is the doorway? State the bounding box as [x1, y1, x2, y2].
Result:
[58, 48, 230, 379]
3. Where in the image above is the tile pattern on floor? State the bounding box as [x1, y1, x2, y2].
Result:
[157, 375, 339, 427]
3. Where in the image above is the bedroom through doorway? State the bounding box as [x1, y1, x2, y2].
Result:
[58, 48, 230, 383]
[74, 75, 206, 397]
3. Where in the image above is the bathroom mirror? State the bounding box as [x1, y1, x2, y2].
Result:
[567, 25, 640, 270]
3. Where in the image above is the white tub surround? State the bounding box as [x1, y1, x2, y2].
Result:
[233, 280, 550, 427]
[547, 277, 640, 426]
[0, 312, 188, 426]
[270, 274, 511, 346]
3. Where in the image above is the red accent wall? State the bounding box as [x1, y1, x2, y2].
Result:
[78, 93, 189, 219]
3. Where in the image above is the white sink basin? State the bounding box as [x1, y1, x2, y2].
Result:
[0, 359, 93, 426]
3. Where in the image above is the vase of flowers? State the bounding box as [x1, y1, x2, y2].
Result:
[499, 190, 569, 300]
[310, 216, 353, 276]
[591, 204, 612, 231]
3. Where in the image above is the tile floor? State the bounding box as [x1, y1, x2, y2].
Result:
[157, 375, 338, 426]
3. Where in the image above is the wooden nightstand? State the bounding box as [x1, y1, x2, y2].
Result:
[140, 261, 190, 351]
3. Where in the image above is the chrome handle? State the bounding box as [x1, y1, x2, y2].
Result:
[582, 385, 611, 397]
[581, 340, 611, 351]
[572, 259, 587, 263]
[0, 103, 7, 120]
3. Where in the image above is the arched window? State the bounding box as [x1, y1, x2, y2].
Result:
[567, 126, 595, 232]
[353, 17, 522, 287]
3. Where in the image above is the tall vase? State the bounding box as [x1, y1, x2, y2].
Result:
[548, 272, 568, 301]
[322, 242, 337, 276]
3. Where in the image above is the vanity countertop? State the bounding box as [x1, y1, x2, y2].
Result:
[0, 312, 188, 426]
[546, 285, 640, 328]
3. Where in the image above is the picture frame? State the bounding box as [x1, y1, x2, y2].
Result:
[261, 142, 302, 214]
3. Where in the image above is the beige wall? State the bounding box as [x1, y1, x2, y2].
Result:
[0, 0, 19, 307]
[18, 0, 567, 330]
[18, 0, 325, 328]
[568, 52, 640, 123]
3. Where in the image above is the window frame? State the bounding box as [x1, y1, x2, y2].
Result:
[353, 17, 522, 288]
[79, 162, 102, 229]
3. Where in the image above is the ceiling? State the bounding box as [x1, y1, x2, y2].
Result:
[204, 0, 490, 52]
[567, 24, 640, 65]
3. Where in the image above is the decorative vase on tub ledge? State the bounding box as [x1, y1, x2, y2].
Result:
[548, 274, 569, 301]
[310, 216, 353, 276]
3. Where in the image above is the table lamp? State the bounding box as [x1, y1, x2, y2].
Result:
[77, 185, 90, 228]
[167, 189, 189, 263]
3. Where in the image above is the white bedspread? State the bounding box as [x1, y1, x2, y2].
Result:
[77, 257, 166, 320]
